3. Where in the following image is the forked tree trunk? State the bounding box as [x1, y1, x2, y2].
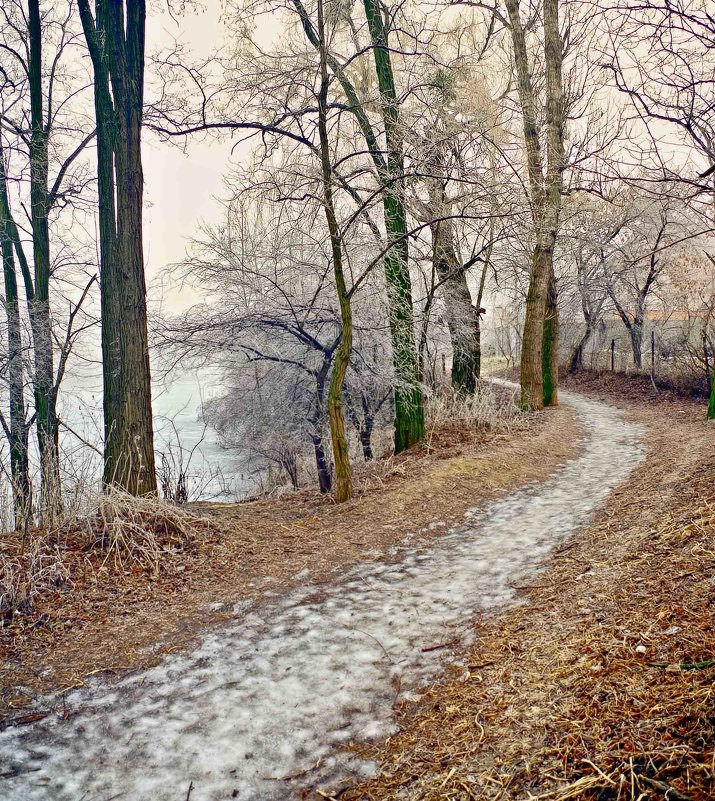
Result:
[569, 323, 594, 373]
[317, 0, 353, 503]
[610, 293, 645, 369]
[292, 0, 425, 452]
[432, 219, 481, 395]
[425, 133, 483, 394]
[507, 0, 565, 410]
[345, 393, 376, 461]
[78, 0, 156, 495]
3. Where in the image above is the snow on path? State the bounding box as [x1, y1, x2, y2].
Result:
[0, 390, 644, 801]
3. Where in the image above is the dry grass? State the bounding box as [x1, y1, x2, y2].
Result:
[80, 488, 215, 574]
[0, 490, 216, 626]
[425, 383, 524, 434]
[338, 377, 714, 801]
[0, 537, 72, 625]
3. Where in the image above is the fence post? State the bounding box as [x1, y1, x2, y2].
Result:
[705, 339, 711, 393]
[611, 339, 615, 372]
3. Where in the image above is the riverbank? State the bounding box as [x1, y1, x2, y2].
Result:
[1, 395, 580, 727]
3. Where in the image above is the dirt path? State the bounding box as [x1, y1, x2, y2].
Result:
[2, 399, 579, 708]
[0, 390, 644, 801]
[342, 376, 714, 801]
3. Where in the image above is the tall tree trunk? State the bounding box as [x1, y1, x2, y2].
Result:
[540, 0, 564, 406]
[317, 0, 352, 503]
[311, 434, 332, 493]
[28, 0, 61, 523]
[0, 173, 31, 528]
[432, 219, 480, 395]
[542, 266, 559, 405]
[507, 0, 565, 409]
[425, 134, 483, 394]
[520, 246, 552, 409]
[291, 0, 425, 451]
[79, 0, 156, 495]
[362, 0, 424, 452]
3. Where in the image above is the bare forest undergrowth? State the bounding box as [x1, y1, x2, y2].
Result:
[340, 372, 715, 801]
[1, 399, 580, 726]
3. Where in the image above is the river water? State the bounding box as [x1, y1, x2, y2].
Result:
[56, 368, 256, 501]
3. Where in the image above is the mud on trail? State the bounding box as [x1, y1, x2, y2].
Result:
[0, 389, 644, 801]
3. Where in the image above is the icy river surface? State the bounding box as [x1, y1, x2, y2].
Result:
[1, 390, 644, 801]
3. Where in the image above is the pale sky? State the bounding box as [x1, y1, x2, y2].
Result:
[142, 2, 284, 311]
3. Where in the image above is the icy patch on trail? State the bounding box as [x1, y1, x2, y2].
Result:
[0, 391, 643, 801]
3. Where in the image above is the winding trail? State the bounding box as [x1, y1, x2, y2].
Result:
[0, 390, 644, 801]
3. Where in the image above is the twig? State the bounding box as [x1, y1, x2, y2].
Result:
[185, 781, 194, 801]
[638, 775, 693, 801]
[421, 639, 458, 653]
[352, 627, 394, 664]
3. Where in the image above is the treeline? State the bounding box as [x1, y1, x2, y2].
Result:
[1, 0, 714, 521]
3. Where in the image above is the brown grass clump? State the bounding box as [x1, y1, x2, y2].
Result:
[0, 491, 216, 627]
[425, 383, 525, 436]
[79, 489, 216, 574]
[340, 388, 714, 801]
[0, 537, 72, 625]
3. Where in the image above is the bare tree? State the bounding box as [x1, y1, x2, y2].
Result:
[500, 0, 566, 408]
[0, 1, 97, 523]
[0, 142, 30, 527]
[600, 0, 715, 413]
[315, 0, 354, 500]
[289, 0, 425, 450]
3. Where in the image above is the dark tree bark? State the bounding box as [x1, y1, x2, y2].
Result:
[345, 390, 383, 462]
[27, 0, 61, 522]
[310, 362, 333, 493]
[311, 434, 332, 493]
[78, 0, 156, 495]
[431, 217, 481, 395]
[422, 133, 483, 395]
[542, 265, 559, 405]
[0, 153, 31, 528]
